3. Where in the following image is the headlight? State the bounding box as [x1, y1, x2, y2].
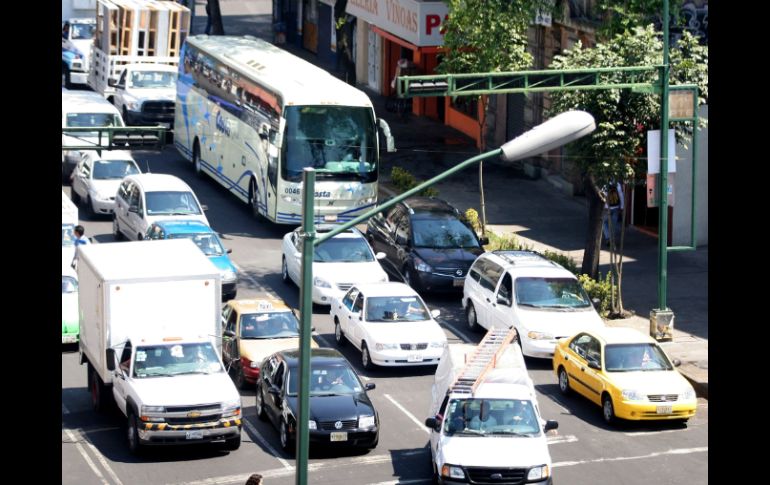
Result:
[375, 342, 398, 351]
[140, 405, 165, 422]
[527, 331, 554, 340]
[358, 415, 375, 428]
[308, 420, 317, 430]
[126, 100, 141, 111]
[413, 256, 432, 272]
[441, 464, 465, 480]
[681, 387, 696, 400]
[221, 400, 242, 418]
[430, 341, 447, 348]
[221, 270, 237, 282]
[249, 360, 259, 369]
[527, 465, 550, 481]
[621, 389, 645, 401]
[313, 277, 331, 288]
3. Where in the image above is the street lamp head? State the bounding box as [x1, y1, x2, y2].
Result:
[500, 110, 595, 162]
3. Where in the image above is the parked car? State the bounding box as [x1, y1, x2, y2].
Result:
[366, 197, 487, 294]
[553, 327, 697, 425]
[113, 173, 209, 241]
[62, 264, 79, 344]
[144, 220, 238, 300]
[220, 296, 319, 389]
[70, 150, 141, 216]
[281, 224, 388, 305]
[463, 250, 605, 358]
[256, 348, 379, 454]
[330, 282, 447, 370]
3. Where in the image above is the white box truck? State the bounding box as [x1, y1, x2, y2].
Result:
[425, 328, 559, 484]
[78, 239, 242, 454]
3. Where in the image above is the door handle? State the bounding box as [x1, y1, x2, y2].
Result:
[580, 367, 585, 372]
[486, 297, 491, 302]
[564, 355, 569, 361]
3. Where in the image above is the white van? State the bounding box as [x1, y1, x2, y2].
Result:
[425, 328, 558, 484]
[62, 90, 125, 182]
[113, 174, 209, 241]
[462, 251, 605, 358]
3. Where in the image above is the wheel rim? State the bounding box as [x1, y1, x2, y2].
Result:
[256, 391, 263, 414]
[559, 369, 568, 392]
[280, 421, 288, 448]
[603, 398, 613, 422]
[468, 306, 476, 329]
[250, 181, 259, 217]
[282, 258, 288, 280]
[362, 346, 370, 368]
[335, 322, 341, 342]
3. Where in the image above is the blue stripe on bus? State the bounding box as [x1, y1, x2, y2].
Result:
[197, 158, 250, 198]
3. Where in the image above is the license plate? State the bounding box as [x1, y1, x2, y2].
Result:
[407, 354, 423, 363]
[453, 279, 464, 287]
[185, 430, 204, 440]
[656, 405, 673, 415]
[330, 432, 348, 442]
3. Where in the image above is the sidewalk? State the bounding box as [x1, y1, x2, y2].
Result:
[210, 4, 708, 399]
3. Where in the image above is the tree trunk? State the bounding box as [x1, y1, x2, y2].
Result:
[580, 174, 603, 278]
[207, 0, 225, 35]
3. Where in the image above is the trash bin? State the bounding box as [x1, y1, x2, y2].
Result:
[650, 309, 674, 342]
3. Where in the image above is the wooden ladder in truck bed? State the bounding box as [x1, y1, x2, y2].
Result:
[449, 327, 518, 395]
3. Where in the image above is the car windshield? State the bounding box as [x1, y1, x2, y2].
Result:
[129, 70, 177, 89]
[240, 311, 300, 339]
[313, 236, 374, 263]
[70, 23, 95, 40]
[514, 277, 591, 309]
[145, 191, 202, 216]
[444, 398, 541, 437]
[66, 112, 122, 127]
[133, 342, 223, 378]
[92, 160, 139, 180]
[168, 232, 225, 256]
[288, 364, 363, 396]
[62, 276, 78, 294]
[62, 224, 75, 247]
[412, 215, 480, 249]
[365, 296, 430, 322]
[604, 343, 673, 372]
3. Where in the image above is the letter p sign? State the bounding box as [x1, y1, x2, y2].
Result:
[425, 14, 441, 36]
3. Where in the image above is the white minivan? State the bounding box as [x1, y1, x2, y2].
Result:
[113, 174, 209, 241]
[462, 251, 605, 359]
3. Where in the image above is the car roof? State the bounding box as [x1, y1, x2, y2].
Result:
[122, 63, 178, 73]
[588, 327, 656, 345]
[152, 219, 213, 234]
[123, 174, 193, 192]
[293, 224, 364, 240]
[62, 91, 121, 114]
[401, 197, 458, 216]
[277, 348, 349, 367]
[83, 150, 135, 162]
[353, 282, 418, 297]
[228, 296, 292, 314]
[479, 251, 574, 277]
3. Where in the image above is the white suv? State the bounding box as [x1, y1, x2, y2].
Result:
[462, 251, 605, 358]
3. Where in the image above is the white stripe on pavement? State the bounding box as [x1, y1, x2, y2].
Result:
[624, 428, 691, 437]
[76, 427, 124, 485]
[242, 417, 292, 470]
[63, 428, 110, 485]
[552, 446, 708, 468]
[547, 434, 578, 445]
[384, 393, 430, 435]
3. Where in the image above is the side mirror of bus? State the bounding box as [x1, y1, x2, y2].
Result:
[259, 123, 270, 140]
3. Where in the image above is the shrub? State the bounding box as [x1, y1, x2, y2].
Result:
[578, 272, 615, 318]
[542, 249, 579, 275]
[390, 166, 439, 197]
[463, 208, 481, 233]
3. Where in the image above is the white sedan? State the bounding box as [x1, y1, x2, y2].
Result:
[281, 225, 389, 305]
[70, 150, 141, 216]
[330, 282, 448, 370]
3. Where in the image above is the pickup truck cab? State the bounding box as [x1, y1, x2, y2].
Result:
[109, 64, 177, 128]
[62, 18, 96, 88]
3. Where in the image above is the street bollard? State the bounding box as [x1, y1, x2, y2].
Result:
[650, 309, 674, 342]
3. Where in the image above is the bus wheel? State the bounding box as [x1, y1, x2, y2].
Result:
[249, 179, 264, 221]
[193, 140, 203, 177]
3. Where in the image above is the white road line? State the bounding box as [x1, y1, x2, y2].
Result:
[552, 446, 708, 468]
[624, 428, 691, 437]
[547, 434, 579, 445]
[242, 417, 292, 469]
[77, 427, 124, 485]
[62, 428, 110, 485]
[384, 393, 430, 435]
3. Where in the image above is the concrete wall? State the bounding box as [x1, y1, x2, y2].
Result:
[673, 104, 708, 246]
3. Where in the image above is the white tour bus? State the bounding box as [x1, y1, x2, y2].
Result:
[174, 35, 395, 224]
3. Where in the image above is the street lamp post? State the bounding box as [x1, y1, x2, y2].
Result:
[294, 111, 596, 485]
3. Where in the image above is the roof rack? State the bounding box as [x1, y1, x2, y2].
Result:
[449, 326, 518, 395]
[494, 250, 555, 267]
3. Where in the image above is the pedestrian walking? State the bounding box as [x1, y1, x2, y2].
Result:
[71, 224, 90, 269]
[601, 182, 624, 247]
[205, 2, 212, 35]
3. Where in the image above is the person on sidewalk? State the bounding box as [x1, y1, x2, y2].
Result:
[71, 225, 90, 269]
[602, 182, 624, 247]
[204, 2, 212, 35]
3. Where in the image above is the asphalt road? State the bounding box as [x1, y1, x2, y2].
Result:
[62, 146, 708, 485]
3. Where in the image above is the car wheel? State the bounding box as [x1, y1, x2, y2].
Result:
[281, 257, 291, 284]
[86, 196, 97, 217]
[127, 410, 143, 455]
[223, 433, 241, 451]
[62, 65, 71, 89]
[361, 342, 374, 371]
[112, 216, 123, 241]
[466, 303, 479, 332]
[602, 394, 617, 425]
[89, 364, 109, 412]
[402, 264, 414, 289]
[71, 189, 81, 205]
[255, 388, 267, 421]
[233, 364, 248, 390]
[558, 367, 571, 395]
[248, 179, 264, 221]
[193, 139, 203, 176]
[122, 107, 130, 126]
[334, 318, 346, 346]
[137, 233, 144, 241]
[280, 419, 294, 454]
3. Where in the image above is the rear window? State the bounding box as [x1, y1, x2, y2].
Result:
[66, 112, 123, 127]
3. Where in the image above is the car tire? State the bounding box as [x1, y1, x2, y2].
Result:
[137, 233, 144, 241]
[122, 107, 130, 126]
[361, 342, 374, 371]
[223, 433, 241, 451]
[112, 216, 124, 241]
[233, 364, 248, 390]
[280, 419, 294, 455]
[86, 196, 97, 217]
[558, 366, 571, 395]
[402, 264, 416, 291]
[334, 318, 346, 346]
[71, 189, 81, 205]
[255, 387, 267, 421]
[127, 410, 143, 455]
[281, 257, 291, 285]
[248, 178, 264, 221]
[466, 303, 481, 332]
[602, 394, 617, 425]
[89, 364, 108, 412]
[62, 65, 71, 89]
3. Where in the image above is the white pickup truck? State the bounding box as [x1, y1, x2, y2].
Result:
[108, 63, 178, 128]
[78, 239, 242, 454]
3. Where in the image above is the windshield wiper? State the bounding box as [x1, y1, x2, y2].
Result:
[174, 370, 214, 376]
[518, 303, 544, 308]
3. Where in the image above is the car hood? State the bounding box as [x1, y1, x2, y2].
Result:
[364, 320, 446, 343]
[287, 393, 375, 422]
[438, 434, 551, 468]
[517, 307, 605, 338]
[607, 370, 692, 395]
[413, 247, 484, 271]
[239, 338, 318, 364]
[130, 373, 239, 406]
[70, 39, 93, 61]
[90, 179, 122, 198]
[208, 254, 237, 273]
[62, 293, 79, 331]
[146, 214, 210, 228]
[315, 261, 387, 284]
[128, 88, 176, 103]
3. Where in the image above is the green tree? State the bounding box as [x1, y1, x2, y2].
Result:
[547, 25, 707, 315]
[594, 0, 684, 40]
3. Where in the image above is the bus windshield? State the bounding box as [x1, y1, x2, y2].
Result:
[281, 106, 377, 183]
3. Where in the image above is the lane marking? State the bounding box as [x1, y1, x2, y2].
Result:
[77, 428, 124, 485]
[384, 393, 430, 435]
[241, 417, 292, 469]
[63, 428, 110, 485]
[552, 446, 708, 468]
[547, 434, 579, 445]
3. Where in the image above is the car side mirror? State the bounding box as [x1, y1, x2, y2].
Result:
[425, 417, 440, 431]
[108, 79, 117, 87]
[106, 349, 116, 371]
[375, 252, 386, 260]
[358, 311, 363, 321]
[395, 234, 408, 246]
[128, 205, 139, 213]
[227, 248, 232, 254]
[224, 330, 235, 338]
[587, 360, 601, 370]
[430, 309, 440, 318]
[672, 358, 681, 367]
[544, 420, 559, 432]
[592, 298, 601, 308]
[496, 295, 511, 306]
[365, 382, 375, 390]
[201, 204, 209, 211]
[479, 236, 490, 245]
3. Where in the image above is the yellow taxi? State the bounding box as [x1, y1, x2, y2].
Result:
[552, 327, 697, 425]
[221, 295, 319, 389]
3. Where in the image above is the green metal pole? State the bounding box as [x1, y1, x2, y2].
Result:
[690, 88, 699, 248]
[296, 168, 316, 485]
[657, 0, 671, 311]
